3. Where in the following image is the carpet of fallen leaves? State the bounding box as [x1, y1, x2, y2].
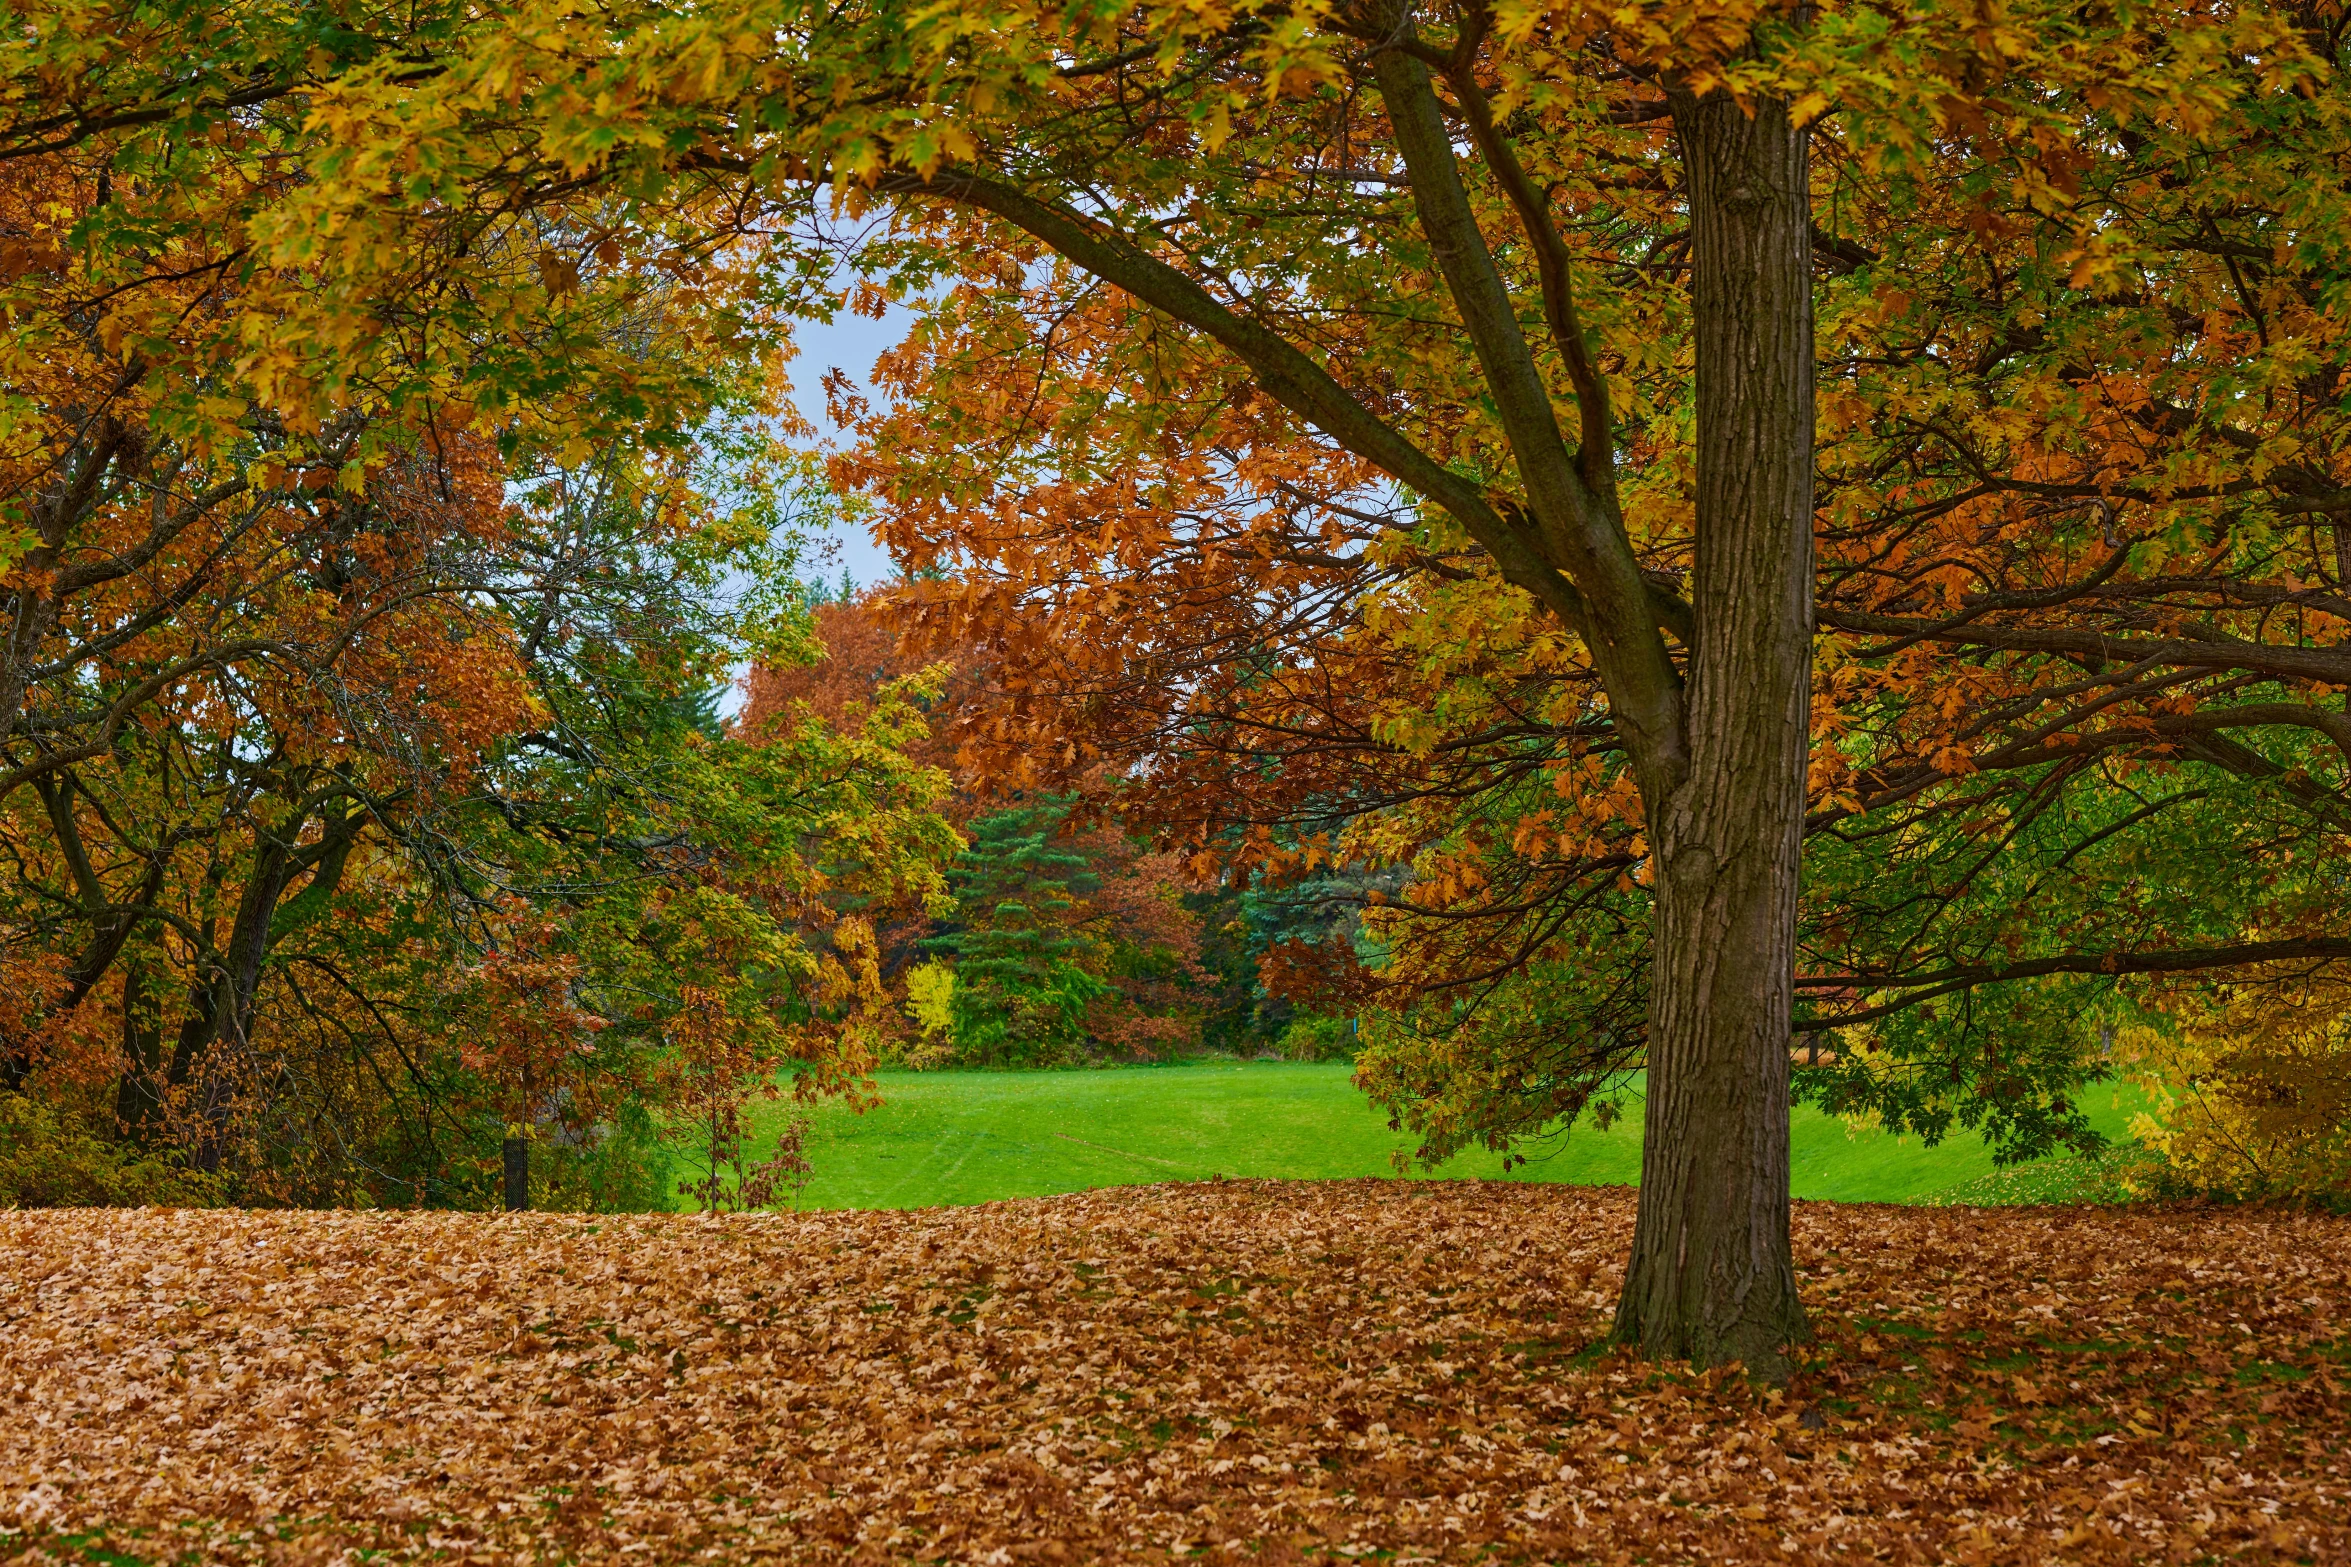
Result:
[3, 1183, 2348, 1566]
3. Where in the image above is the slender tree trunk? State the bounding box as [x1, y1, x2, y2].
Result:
[116, 961, 166, 1137]
[1613, 87, 1816, 1374]
[505, 1053, 535, 1211]
[503, 1135, 530, 1211]
[16, 773, 163, 1098]
[166, 971, 230, 1172]
[167, 838, 294, 1172]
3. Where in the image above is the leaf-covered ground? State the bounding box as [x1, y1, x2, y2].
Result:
[3, 1184, 2346, 1565]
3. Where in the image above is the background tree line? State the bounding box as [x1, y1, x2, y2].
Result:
[737, 588, 1366, 1068]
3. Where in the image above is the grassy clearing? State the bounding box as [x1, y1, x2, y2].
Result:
[729, 1060, 2148, 1212]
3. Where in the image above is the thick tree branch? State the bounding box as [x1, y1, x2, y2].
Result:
[1364, 35, 1684, 773]
[1794, 937, 2351, 1031]
[1432, 42, 1617, 496]
[1817, 606, 2351, 687]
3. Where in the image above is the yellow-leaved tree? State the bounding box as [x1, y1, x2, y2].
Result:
[2126, 969, 2351, 1204]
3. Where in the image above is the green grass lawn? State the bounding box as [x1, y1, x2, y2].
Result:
[717, 1060, 2148, 1212]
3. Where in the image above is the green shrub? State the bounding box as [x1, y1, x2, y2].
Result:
[532, 1101, 675, 1212]
[0, 1093, 223, 1208]
[1277, 1015, 1357, 1062]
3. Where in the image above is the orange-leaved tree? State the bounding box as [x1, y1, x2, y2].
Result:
[815, 0, 2351, 1322]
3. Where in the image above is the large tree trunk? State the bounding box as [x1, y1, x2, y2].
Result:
[1613, 88, 1816, 1373]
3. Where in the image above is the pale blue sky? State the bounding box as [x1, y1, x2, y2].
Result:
[783, 304, 914, 591]
[716, 300, 914, 715]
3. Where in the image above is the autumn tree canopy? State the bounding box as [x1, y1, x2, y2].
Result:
[826, 0, 2351, 1229]
[0, 0, 958, 1207]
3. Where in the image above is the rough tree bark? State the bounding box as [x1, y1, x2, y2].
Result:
[1610, 87, 1816, 1373]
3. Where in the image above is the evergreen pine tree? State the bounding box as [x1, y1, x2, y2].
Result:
[925, 802, 1108, 1066]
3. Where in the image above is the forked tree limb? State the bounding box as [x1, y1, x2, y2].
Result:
[1365, 39, 1685, 776]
